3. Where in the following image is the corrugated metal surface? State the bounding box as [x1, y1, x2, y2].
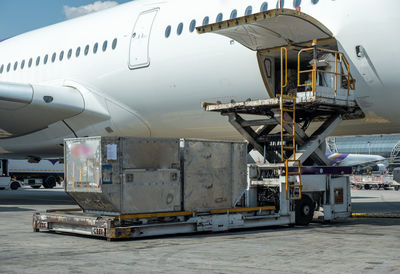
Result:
[182, 139, 247, 212]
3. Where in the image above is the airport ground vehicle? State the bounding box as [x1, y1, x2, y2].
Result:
[33, 137, 351, 240]
[0, 159, 63, 189]
[0, 176, 22, 190]
[351, 175, 400, 190]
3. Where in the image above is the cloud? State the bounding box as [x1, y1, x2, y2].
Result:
[63, 1, 119, 19]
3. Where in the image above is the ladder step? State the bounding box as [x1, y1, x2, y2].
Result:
[287, 172, 300, 175]
[283, 146, 295, 149]
[282, 108, 295, 112]
[282, 121, 294, 125]
[281, 95, 296, 99]
[282, 134, 294, 137]
[288, 185, 301, 188]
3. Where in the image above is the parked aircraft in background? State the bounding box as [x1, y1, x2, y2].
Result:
[326, 153, 388, 173]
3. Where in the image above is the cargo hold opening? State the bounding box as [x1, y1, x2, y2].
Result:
[197, 8, 337, 98]
[257, 39, 339, 98]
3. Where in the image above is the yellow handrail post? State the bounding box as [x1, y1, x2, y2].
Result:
[280, 47, 288, 95]
[280, 47, 288, 159]
[297, 50, 301, 88]
[334, 52, 337, 96]
[312, 40, 317, 94]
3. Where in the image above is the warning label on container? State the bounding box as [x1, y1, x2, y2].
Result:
[106, 144, 117, 160]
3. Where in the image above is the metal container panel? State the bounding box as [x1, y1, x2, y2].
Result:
[122, 169, 181, 213]
[64, 137, 103, 193]
[122, 138, 180, 169]
[182, 139, 247, 212]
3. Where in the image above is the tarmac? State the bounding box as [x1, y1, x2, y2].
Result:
[0, 187, 400, 273]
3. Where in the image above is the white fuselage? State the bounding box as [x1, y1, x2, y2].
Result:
[0, 0, 399, 158]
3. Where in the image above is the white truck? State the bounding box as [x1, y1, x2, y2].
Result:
[0, 159, 64, 189]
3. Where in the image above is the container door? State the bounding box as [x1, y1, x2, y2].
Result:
[129, 8, 159, 69]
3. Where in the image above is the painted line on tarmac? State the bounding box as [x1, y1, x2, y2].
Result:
[352, 213, 400, 218]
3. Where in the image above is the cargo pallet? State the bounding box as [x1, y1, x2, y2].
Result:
[33, 206, 289, 240]
[33, 172, 351, 241]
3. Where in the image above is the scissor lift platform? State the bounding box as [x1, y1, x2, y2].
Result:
[204, 90, 363, 167]
[204, 91, 362, 119]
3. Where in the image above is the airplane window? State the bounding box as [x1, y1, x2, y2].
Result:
[59, 51, 64, 61]
[84, 45, 89, 56]
[28, 58, 32, 68]
[44, 54, 48, 64]
[21, 60, 25, 69]
[112, 38, 117, 50]
[177, 23, 183, 35]
[36, 56, 40, 66]
[245, 6, 253, 16]
[52, 53, 56, 63]
[165, 25, 171, 38]
[67, 49, 72, 59]
[102, 41, 107, 52]
[14, 61, 18, 71]
[311, 0, 319, 4]
[7, 63, 10, 72]
[76, 47, 81, 57]
[293, 0, 301, 7]
[0, 64, 3, 74]
[260, 2, 268, 11]
[216, 13, 223, 23]
[93, 43, 98, 54]
[189, 20, 196, 33]
[230, 9, 237, 19]
[202, 16, 209, 26]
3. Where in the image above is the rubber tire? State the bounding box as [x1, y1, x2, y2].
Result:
[31, 186, 41, 189]
[43, 176, 56, 189]
[364, 184, 370, 190]
[10, 181, 20, 190]
[295, 195, 315, 226]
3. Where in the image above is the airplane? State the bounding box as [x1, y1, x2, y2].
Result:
[326, 153, 388, 173]
[0, 0, 398, 160]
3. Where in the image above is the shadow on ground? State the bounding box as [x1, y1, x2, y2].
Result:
[352, 202, 400, 214]
[0, 189, 76, 206]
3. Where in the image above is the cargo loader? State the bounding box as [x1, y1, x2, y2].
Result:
[33, 137, 351, 240]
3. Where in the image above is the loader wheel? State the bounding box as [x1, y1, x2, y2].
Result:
[43, 176, 56, 189]
[10, 181, 20, 190]
[295, 195, 315, 226]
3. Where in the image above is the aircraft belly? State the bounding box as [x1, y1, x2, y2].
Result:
[0, 121, 74, 157]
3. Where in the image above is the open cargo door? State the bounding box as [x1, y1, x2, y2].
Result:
[197, 9, 335, 98]
[196, 9, 333, 51]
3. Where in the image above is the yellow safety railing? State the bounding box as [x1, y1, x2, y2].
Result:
[297, 47, 355, 96]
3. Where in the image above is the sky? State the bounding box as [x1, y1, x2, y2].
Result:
[0, 0, 133, 40]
